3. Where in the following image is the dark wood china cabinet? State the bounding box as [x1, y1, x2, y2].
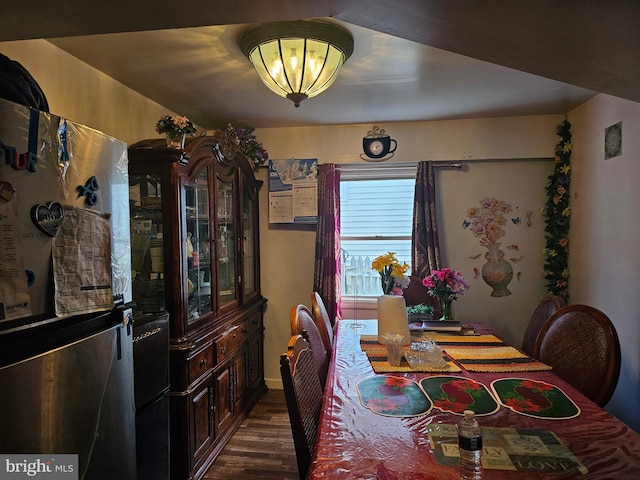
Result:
[128, 132, 266, 480]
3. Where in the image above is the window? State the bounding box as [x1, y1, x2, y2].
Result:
[340, 175, 415, 297]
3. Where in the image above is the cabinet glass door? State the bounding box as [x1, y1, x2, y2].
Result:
[217, 177, 236, 306]
[129, 175, 165, 312]
[185, 167, 212, 322]
[129, 173, 165, 314]
[242, 186, 257, 298]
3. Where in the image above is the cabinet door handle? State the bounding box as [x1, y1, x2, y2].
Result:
[200, 358, 208, 367]
[220, 346, 227, 354]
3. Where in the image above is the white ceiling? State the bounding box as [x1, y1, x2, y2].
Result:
[2, 1, 638, 130]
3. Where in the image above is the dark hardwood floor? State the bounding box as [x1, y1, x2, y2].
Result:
[203, 389, 299, 479]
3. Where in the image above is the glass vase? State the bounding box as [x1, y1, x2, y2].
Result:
[165, 132, 186, 149]
[439, 297, 454, 321]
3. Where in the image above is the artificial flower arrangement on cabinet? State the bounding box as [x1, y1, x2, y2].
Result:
[224, 123, 269, 167]
[422, 268, 469, 321]
[466, 197, 514, 297]
[155, 114, 197, 148]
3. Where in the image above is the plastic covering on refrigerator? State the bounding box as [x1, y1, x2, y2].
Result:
[0, 97, 131, 324]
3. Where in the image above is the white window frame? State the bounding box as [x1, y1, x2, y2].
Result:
[339, 164, 416, 319]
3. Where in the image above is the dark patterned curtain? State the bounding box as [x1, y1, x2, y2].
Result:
[412, 161, 441, 277]
[313, 163, 341, 321]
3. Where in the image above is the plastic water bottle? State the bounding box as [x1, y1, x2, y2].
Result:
[458, 410, 483, 480]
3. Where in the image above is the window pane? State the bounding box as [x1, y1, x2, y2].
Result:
[341, 179, 415, 236]
[340, 178, 415, 296]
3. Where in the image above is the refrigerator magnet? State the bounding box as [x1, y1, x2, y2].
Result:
[0, 181, 16, 201]
[77, 175, 99, 206]
[31, 201, 64, 236]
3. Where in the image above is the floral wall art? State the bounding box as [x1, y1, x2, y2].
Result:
[464, 197, 536, 298]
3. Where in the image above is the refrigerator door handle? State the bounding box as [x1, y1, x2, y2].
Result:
[116, 324, 122, 360]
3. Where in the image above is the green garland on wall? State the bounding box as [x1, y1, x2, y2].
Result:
[543, 119, 572, 300]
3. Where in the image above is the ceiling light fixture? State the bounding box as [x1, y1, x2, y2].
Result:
[240, 20, 354, 107]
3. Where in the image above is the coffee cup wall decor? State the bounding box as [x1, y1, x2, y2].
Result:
[361, 126, 397, 161]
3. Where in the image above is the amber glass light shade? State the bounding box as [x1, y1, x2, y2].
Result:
[240, 20, 354, 107]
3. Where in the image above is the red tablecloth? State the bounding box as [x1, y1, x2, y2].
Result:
[308, 320, 640, 479]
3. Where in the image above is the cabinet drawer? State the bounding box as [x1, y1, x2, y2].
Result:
[215, 325, 246, 363]
[188, 345, 213, 384]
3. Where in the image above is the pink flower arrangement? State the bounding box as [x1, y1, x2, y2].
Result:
[422, 267, 469, 301]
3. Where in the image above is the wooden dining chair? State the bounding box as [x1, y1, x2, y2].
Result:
[533, 304, 621, 407]
[310, 292, 334, 352]
[402, 275, 441, 319]
[280, 334, 324, 480]
[290, 304, 330, 389]
[521, 295, 566, 357]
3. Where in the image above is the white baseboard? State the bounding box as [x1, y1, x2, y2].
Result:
[265, 377, 283, 390]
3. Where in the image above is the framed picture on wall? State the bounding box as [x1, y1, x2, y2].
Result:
[604, 122, 622, 160]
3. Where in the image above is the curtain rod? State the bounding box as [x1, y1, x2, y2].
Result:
[337, 157, 553, 171]
[337, 158, 554, 179]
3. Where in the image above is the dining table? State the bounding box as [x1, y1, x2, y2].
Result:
[308, 319, 640, 479]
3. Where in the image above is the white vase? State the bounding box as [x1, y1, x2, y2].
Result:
[377, 295, 411, 346]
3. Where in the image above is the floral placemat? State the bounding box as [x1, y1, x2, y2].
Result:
[419, 376, 499, 416]
[426, 424, 588, 475]
[357, 376, 433, 417]
[490, 378, 580, 419]
[359, 336, 461, 373]
[357, 375, 580, 422]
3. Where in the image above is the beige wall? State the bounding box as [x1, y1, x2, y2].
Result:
[0, 39, 187, 144]
[255, 117, 560, 390]
[3, 41, 637, 432]
[568, 94, 640, 431]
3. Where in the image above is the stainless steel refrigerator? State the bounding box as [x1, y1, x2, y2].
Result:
[0, 97, 136, 479]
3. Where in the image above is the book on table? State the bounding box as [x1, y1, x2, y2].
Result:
[410, 320, 475, 332]
[423, 320, 461, 332]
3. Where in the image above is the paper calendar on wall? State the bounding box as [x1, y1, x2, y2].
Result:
[268, 159, 318, 224]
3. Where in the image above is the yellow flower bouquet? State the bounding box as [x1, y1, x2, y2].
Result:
[371, 252, 410, 295]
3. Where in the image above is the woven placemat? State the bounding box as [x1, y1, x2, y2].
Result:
[360, 336, 461, 373]
[415, 333, 553, 373]
[428, 334, 505, 345]
[442, 345, 552, 372]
